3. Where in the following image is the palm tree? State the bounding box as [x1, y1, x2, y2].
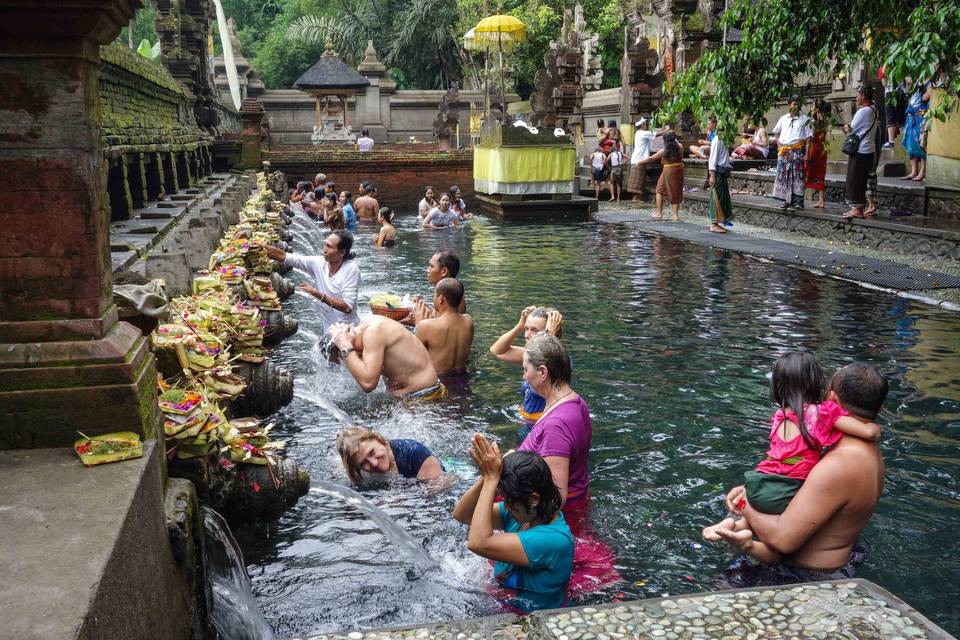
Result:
[286, 0, 463, 89]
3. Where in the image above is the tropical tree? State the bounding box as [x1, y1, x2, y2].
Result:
[657, 0, 959, 144]
[286, 0, 464, 89]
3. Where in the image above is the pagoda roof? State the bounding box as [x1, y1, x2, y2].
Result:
[294, 42, 370, 92]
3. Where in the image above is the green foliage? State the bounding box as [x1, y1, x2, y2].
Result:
[118, 4, 158, 48]
[224, 0, 624, 94]
[658, 0, 957, 145]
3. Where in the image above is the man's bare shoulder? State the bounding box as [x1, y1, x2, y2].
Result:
[813, 437, 882, 481]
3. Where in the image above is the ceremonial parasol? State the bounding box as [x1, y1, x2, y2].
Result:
[474, 15, 527, 112]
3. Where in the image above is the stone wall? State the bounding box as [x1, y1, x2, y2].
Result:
[264, 148, 473, 214]
[99, 42, 214, 220]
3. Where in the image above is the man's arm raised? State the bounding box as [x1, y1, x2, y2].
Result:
[742, 454, 850, 555]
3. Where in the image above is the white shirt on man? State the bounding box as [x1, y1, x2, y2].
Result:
[708, 135, 732, 172]
[849, 105, 878, 154]
[282, 253, 361, 331]
[772, 113, 812, 146]
[357, 136, 375, 152]
[631, 130, 656, 164]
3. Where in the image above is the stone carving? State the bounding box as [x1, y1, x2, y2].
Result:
[311, 121, 355, 145]
[432, 82, 462, 145]
[622, 12, 664, 120]
[528, 4, 603, 130]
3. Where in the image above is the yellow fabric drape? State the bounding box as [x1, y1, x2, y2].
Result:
[473, 146, 575, 183]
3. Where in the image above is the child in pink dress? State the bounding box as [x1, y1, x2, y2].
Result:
[703, 353, 883, 559]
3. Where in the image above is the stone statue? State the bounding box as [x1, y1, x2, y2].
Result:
[432, 82, 462, 148]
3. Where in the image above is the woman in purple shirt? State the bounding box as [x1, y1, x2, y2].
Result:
[517, 334, 592, 525]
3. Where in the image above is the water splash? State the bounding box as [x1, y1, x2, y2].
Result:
[309, 480, 438, 575]
[201, 507, 275, 640]
[294, 387, 356, 426]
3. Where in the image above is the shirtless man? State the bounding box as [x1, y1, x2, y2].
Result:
[354, 182, 380, 220]
[329, 315, 445, 399]
[415, 278, 473, 383]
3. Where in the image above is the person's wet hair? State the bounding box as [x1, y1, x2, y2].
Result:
[336, 427, 389, 485]
[378, 206, 394, 223]
[324, 192, 338, 204]
[663, 132, 682, 160]
[498, 451, 562, 524]
[525, 334, 572, 388]
[607, 119, 617, 128]
[298, 181, 312, 192]
[529, 307, 563, 338]
[325, 181, 336, 191]
[330, 230, 355, 260]
[829, 363, 888, 421]
[435, 277, 464, 308]
[433, 250, 460, 278]
[366, 183, 377, 193]
[423, 185, 434, 197]
[448, 185, 461, 199]
[341, 190, 352, 203]
[770, 351, 826, 450]
[313, 187, 325, 200]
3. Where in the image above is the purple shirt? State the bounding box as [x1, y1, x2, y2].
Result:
[518, 396, 592, 502]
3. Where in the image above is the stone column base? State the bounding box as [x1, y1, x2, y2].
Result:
[0, 316, 160, 449]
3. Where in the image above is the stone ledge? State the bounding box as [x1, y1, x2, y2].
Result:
[289, 579, 952, 640]
[0, 442, 195, 640]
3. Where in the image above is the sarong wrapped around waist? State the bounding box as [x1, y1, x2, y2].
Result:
[656, 162, 684, 205]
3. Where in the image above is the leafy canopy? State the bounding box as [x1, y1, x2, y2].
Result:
[658, 0, 958, 145]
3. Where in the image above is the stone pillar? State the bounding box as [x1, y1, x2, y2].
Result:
[0, 0, 161, 448]
[239, 98, 265, 169]
[356, 40, 394, 142]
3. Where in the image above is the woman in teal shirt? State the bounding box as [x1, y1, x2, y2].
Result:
[453, 434, 574, 612]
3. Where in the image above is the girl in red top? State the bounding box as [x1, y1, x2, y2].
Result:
[702, 352, 882, 562]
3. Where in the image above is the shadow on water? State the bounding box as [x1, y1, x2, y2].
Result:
[239, 214, 960, 637]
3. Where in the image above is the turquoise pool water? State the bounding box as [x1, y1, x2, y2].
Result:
[235, 214, 960, 637]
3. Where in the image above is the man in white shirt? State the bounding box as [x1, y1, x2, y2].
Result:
[357, 127, 374, 152]
[259, 231, 361, 333]
[770, 96, 813, 209]
[628, 118, 669, 202]
[708, 130, 733, 233]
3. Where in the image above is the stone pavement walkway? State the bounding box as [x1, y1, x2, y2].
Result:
[594, 203, 960, 310]
[290, 580, 952, 639]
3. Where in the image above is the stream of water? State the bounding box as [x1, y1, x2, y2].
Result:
[233, 213, 960, 638]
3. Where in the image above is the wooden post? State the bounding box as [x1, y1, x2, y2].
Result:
[343, 94, 349, 128]
[315, 95, 321, 128]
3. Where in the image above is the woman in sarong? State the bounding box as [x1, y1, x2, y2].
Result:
[638, 131, 684, 221]
[805, 99, 830, 209]
[902, 80, 930, 182]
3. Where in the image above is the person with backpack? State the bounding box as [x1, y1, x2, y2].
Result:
[842, 85, 880, 219]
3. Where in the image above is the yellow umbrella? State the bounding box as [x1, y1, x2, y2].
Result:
[474, 15, 527, 111]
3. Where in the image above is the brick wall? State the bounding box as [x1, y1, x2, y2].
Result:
[99, 43, 204, 151]
[264, 148, 473, 214]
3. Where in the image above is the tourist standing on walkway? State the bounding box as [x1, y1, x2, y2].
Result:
[638, 131, 684, 221]
[418, 186, 437, 218]
[842, 85, 880, 219]
[590, 147, 609, 200]
[518, 334, 592, 527]
[259, 230, 360, 333]
[771, 96, 813, 210]
[605, 147, 624, 202]
[804, 99, 830, 209]
[902, 79, 931, 182]
[453, 435, 574, 613]
[339, 191, 357, 231]
[629, 118, 655, 202]
[708, 128, 733, 233]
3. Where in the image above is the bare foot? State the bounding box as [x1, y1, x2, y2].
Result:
[703, 517, 737, 542]
[714, 526, 755, 550]
[672, 216, 681, 222]
[842, 208, 865, 219]
[814, 202, 825, 208]
[709, 223, 728, 233]
[651, 214, 664, 221]
[900, 174, 916, 180]
[912, 175, 925, 182]
[863, 206, 877, 218]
